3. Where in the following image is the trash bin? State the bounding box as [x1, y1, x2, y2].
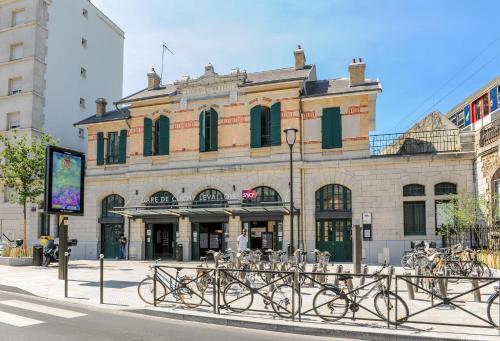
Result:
[176, 244, 183, 262]
[33, 245, 43, 266]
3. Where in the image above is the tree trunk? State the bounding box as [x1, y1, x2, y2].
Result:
[23, 200, 27, 255]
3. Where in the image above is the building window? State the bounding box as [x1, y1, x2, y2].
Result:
[250, 103, 281, 148]
[80, 67, 87, 78]
[199, 109, 218, 152]
[10, 43, 23, 61]
[39, 213, 50, 236]
[193, 189, 227, 208]
[8, 77, 22, 95]
[457, 110, 465, 128]
[404, 201, 426, 235]
[81, 37, 87, 48]
[101, 194, 124, 217]
[7, 112, 20, 130]
[12, 9, 26, 26]
[4, 186, 16, 203]
[82, 8, 88, 18]
[78, 128, 84, 138]
[80, 97, 85, 108]
[243, 186, 282, 206]
[434, 182, 457, 196]
[473, 94, 490, 121]
[315, 184, 352, 212]
[403, 184, 425, 197]
[322, 107, 342, 149]
[107, 132, 120, 164]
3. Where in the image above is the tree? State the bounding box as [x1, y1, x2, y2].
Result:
[0, 131, 57, 252]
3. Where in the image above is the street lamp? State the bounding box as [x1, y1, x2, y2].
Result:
[284, 127, 298, 254]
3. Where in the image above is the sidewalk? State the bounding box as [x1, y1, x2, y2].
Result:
[0, 260, 498, 341]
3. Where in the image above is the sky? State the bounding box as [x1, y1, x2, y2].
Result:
[91, 0, 500, 133]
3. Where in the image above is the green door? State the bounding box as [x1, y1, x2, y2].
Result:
[191, 223, 200, 261]
[316, 219, 352, 262]
[145, 224, 153, 260]
[102, 224, 124, 259]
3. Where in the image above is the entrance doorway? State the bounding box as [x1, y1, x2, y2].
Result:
[101, 223, 124, 259]
[243, 220, 283, 251]
[192, 222, 227, 260]
[145, 224, 176, 259]
[316, 219, 352, 262]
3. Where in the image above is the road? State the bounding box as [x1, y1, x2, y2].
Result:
[0, 291, 358, 341]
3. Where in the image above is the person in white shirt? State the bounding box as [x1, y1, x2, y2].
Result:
[237, 229, 248, 252]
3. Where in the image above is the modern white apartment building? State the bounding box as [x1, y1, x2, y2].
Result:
[0, 0, 124, 245]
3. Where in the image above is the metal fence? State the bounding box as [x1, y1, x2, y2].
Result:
[441, 226, 500, 251]
[370, 129, 460, 156]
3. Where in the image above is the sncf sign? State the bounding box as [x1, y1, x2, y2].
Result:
[242, 189, 257, 200]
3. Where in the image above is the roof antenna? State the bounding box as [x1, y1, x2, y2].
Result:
[160, 42, 174, 84]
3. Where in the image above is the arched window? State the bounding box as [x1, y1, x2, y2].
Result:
[101, 194, 124, 218]
[250, 102, 281, 148]
[193, 188, 227, 207]
[243, 186, 282, 206]
[434, 182, 457, 196]
[199, 108, 218, 152]
[315, 184, 351, 212]
[403, 184, 425, 197]
[152, 115, 170, 156]
[147, 191, 178, 207]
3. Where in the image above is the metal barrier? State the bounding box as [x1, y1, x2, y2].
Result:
[145, 265, 500, 335]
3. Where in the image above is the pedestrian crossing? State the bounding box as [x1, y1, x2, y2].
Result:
[0, 300, 87, 327]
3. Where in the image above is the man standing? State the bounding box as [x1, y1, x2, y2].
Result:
[118, 233, 127, 259]
[237, 228, 248, 252]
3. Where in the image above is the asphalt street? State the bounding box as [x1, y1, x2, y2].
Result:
[0, 291, 359, 341]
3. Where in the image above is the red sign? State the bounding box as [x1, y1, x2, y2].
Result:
[242, 189, 257, 200]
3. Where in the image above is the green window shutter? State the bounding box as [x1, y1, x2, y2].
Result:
[322, 107, 342, 149]
[118, 129, 127, 164]
[199, 111, 206, 152]
[143, 117, 152, 156]
[158, 115, 169, 155]
[270, 102, 281, 146]
[210, 108, 218, 151]
[250, 105, 261, 148]
[96, 132, 104, 165]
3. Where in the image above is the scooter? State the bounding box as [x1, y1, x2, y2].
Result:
[43, 240, 59, 266]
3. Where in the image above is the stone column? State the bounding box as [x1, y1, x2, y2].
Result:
[228, 215, 241, 251]
[178, 217, 191, 261]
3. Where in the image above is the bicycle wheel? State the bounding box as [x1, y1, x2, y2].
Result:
[374, 291, 408, 323]
[223, 281, 253, 312]
[313, 287, 349, 322]
[487, 293, 499, 327]
[401, 254, 413, 270]
[137, 276, 167, 305]
[270, 284, 301, 318]
[178, 276, 204, 308]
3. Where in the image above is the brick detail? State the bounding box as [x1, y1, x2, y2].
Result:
[172, 120, 198, 130]
[303, 111, 317, 120]
[220, 115, 248, 126]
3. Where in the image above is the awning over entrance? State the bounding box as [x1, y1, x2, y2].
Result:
[109, 202, 291, 220]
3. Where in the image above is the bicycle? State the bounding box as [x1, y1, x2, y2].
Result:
[137, 260, 204, 308]
[313, 262, 409, 323]
[310, 249, 331, 286]
[487, 285, 499, 327]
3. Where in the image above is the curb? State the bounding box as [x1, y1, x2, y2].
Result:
[126, 308, 492, 341]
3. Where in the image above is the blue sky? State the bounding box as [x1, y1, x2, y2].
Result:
[92, 0, 500, 133]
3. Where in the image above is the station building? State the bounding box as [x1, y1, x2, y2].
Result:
[72, 47, 474, 264]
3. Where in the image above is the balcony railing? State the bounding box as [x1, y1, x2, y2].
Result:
[370, 129, 460, 156]
[479, 118, 500, 147]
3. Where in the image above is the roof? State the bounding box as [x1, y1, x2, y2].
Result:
[302, 78, 382, 97]
[74, 107, 130, 126]
[115, 65, 316, 104]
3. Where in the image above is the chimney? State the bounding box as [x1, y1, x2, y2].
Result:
[348, 57, 366, 85]
[95, 98, 107, 117]
[294, 45, 306, 70]
[147, 68, 160, 90]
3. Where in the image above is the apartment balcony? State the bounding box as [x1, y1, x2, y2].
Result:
[370, 129, 462, 156]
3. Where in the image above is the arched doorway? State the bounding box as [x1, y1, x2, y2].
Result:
[242, 186, 283, 250]
[100, 194, 124, 259]
[145, 191, 178, 260]
[191, 189, 228, 260]
[315, 184, 352, 261]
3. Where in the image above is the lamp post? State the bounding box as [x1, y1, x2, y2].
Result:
[284, 127, 298, 254]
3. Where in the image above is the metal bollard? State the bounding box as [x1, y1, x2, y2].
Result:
[360, 265, 368, 286]
[437, 277, 447, 299]
[472, 275, 481, 303]
[334, 264, 343, 287]
[64, 251, 69, 298]
[99, 254, 104, 304]
[414, 266, 420, 293]
[344, 271, 353, 291]
[387, 266, 394, 292]
[404, 271, 415, 300]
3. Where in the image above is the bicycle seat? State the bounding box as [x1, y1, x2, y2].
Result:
[338, 274, 353, 281]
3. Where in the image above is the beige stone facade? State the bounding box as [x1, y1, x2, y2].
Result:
[72, 50, 474, 264]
